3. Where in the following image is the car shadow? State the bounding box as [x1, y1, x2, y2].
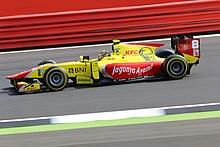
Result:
[1, 87, 18, 95]
[2, 78, 173, 96]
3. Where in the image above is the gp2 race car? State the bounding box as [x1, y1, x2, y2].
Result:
[6, 36, 200, 93]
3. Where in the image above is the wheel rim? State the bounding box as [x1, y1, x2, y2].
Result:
[169, 60, 185, 76]
[49, 71, 64, 87]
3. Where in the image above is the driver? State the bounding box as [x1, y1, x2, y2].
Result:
[98, 50, 110, 60]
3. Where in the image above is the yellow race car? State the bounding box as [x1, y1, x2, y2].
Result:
[7, 37, 200, 93]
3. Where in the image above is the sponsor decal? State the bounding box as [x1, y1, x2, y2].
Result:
[26, 87, 37, 91]
[77, 78, 91, 82]
[38, 69, 44, 76]
[68, 67, 86, 73]
[182, 44, 189, 50]
[112, 63, 153, 76]
[193, 49, 200, 57]
[76, 76, 93, 84]
[102, 62, 162, 79]
[104, 57, 115, 60]
[125, 50, 139, 55]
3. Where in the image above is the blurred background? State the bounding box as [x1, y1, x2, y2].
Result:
[0, 0, 220, 146]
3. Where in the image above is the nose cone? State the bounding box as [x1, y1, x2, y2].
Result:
[6, 69, 32, 79]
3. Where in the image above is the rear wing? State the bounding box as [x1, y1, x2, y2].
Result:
[172, 36, 200, 64]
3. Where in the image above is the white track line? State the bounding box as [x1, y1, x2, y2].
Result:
[50, 108, 164, 124]
[0, 34, 220, 55]
[161, 102, 220, 110]
[0, 102, 220, 124]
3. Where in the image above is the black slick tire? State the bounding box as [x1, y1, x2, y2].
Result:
[43, 66, 68, 91]
[162, 55, 188, 79]
[37, 60, 56, 66]
[154, 48, 175, 58]
[37, 60, 56, 83]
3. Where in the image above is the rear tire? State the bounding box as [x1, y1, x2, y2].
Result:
[43, 66, 68, 91]
[155, 47, 175, 58]
[162, 55, 188, 79]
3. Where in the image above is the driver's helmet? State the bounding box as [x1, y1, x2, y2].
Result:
[98, 50, 109, 60]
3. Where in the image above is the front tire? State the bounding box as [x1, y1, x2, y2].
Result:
[162, 55, 188, 79]
[37, 60, 56, 84]
[37, 60, 56, 66]
[43, 66, 68, 91]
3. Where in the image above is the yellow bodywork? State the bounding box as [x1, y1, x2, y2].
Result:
[98, 43, 164, 67]
[24, 42, 164, 83]
[28, 61, 94, 79]
[7, 39, 200, 92]
[182, 53, 199, 64]
[17, 82, 41, 92]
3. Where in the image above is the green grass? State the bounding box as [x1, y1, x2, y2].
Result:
[1, 110, 220, 135]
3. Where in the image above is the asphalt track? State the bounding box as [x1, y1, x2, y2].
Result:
[0, 36, 220, 146]
[0, 36, 220, 120]
[0, 118, 220, 147]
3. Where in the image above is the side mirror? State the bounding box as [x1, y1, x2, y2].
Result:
[113, 40, 120, 45]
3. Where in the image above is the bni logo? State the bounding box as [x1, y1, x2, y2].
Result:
[68, 67, 87, 73]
